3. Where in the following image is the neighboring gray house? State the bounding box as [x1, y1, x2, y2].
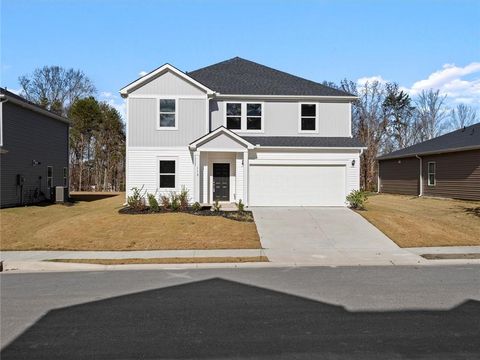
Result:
[0, 88, 69, 207]
[120, 57, 365, 206]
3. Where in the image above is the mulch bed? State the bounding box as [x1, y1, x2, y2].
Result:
[118, 206, 254, 222]
[421, 253, 480, 260]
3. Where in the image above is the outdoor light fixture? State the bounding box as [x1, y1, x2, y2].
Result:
[351, 159, 356, 167]
[32, 160, 41, 166]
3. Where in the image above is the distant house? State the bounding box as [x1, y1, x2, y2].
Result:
[0, 88, 70, 207]
[377, 123, 480, 201]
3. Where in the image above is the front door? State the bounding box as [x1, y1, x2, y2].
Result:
[213, 163, 230, 201]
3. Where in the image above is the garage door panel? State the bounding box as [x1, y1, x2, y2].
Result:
[249, 165, 346, 206]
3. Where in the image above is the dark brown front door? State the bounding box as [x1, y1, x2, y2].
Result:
[213, 163, 230, 201]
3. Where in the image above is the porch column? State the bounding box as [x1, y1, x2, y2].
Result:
[193, 151, 200, 203]
[243, 151, 249, 206]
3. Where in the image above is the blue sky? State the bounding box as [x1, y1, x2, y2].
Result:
[2, 0, 479, 115]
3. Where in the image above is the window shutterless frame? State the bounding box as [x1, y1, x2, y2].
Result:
[47, 166, 53, 188]
[63, 167, 68, 187]
[157, 98, 178, 130]
[298, 103, 318, 133]
[427, 161, 436, 186]
[224, 102, 264, 132]
[158, 157, 178, 190]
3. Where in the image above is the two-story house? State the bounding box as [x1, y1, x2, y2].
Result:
[120, 57, 364, 206]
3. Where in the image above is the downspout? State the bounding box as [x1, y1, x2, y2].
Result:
[415, 155, 423, 196]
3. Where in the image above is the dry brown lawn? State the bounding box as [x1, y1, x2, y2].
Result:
[359, 194, 480, 248]
[47, 256, 269, 265]
[0, 193, 261, 250]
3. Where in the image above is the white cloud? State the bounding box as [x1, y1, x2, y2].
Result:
[99, 91, 126, 120]
[357, 75, 387, 86]
[139, 70, 148, 77]
[406, 62, 480, 105]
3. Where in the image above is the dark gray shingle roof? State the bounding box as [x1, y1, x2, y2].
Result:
[377, 123, 480, 160]
[187, 57, 353, 97]
[241, 136, 364, 148]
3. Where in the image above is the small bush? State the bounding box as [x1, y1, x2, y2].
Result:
[212, 200, 221, 212]
[236, 199, 245, 212]
[160, 195, 170, 209]
[147, 193, 160, 212]
[192, 202, 202, 212]
[170, 192, 180, 211]
[127, 186, 146, 210]
[346, 190, 368, 210]
[178, 186, 189, 211]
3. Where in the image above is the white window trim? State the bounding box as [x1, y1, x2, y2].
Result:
[157, 98, 178, 131]
[224, 102, 264, 133]
[427, 161, 436, 186]
[298, 103, 319, 134]
[157, 157, 179, 191]
[47, 166, 53, 188]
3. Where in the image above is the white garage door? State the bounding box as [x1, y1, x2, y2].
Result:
[249, 164, 346, 206]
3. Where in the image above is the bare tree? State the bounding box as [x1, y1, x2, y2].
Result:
[414, 89, 448, 141]
[19, 66, 96, 115]
[450, 104, 477, 130]
[340, 79, 389, 191]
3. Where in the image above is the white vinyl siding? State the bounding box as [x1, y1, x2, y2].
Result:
[130, 71, 206, 97]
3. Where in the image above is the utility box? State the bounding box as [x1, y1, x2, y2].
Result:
[55, 186, 69, 203]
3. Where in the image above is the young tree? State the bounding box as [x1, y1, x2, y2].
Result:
[18, 66, 96, 115]
[414, 89, 449, 141]
[450, 104, 477, 130]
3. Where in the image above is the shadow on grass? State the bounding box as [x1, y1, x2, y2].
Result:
[69, 193, 119, 202]
[1, 278, 479, 359]
[464, 206, 480, 217]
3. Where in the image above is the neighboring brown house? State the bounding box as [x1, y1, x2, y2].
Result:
[377, 123, 480, 201]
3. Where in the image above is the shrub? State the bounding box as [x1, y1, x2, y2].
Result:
[178, 186, 189, 211]
[170, 192, 180, 211]
[192, 202, 201, 212]
[160, 195, 170, 209]
[147, 193, 160, 212]
[127, 186, 146, 210]
[346, 189, 368, 210]
[212, 200, 221, 212]
[235, 199, 245, 213]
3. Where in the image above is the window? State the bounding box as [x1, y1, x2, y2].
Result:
[159, 160, 176, 189]
[428, 162, 436, 186]
[159, 99, 176, 129]
[47, 166, 53, 188]
[246, 103, 262, 130]
[63, 167, 68, 187]
[226, 103, 241, 130]
[300, 103, 317, 132]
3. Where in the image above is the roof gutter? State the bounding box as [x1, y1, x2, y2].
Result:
[254, 145, 367, 150]
[213, 94, 358, 101]
[377, 144, 480, 161]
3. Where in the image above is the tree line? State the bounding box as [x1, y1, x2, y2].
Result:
[19, 66, 126, 191]
[324, 79, 477, 191]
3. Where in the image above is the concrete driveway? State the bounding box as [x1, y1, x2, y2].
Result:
[252, 207, 422, 266]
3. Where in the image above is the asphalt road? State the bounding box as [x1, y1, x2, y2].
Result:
[1, 266, 480, 359]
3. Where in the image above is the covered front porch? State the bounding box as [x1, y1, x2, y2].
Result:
[189, 127, 254, 205]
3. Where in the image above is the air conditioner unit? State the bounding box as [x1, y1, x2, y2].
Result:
[55, 186, 69, 203]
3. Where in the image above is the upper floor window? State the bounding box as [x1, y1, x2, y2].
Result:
[226, 103, 241, 130]
[428, 162, 436, 186]
[247, 103, 262, 130]
[226, 102, 263, 132]
[299, 103, 317, 132]
[159, 99, 176, 129]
